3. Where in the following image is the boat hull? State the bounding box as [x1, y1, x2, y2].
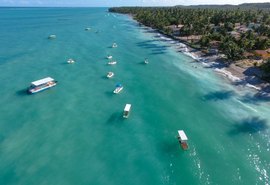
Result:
[179, 141, 188, 150]
[113, 87, 123, 94]
[28, 83, 57, 94]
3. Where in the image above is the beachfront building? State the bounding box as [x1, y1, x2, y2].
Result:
[166, 24, 184, 36]
[254, 49, 270, 60]
[229, 31, 241, 39]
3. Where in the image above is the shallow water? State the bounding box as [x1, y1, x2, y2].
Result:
[0, 7, 269, 185]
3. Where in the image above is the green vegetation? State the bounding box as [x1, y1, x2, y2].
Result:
[109, 3, 270, 63]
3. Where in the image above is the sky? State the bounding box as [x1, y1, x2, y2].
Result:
[0, 0, 269, 7]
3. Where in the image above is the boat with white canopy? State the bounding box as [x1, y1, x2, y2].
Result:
[177, 130, 188, 150]
[123, 104, 131, 118]
[27, 77, 57, 94]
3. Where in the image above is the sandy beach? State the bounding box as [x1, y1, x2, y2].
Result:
[150, 27, 270, 97]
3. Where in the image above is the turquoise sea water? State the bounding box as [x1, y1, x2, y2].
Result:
[0, 8, 269, 185]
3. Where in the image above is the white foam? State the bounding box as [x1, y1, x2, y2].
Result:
[184, 51, 200, 60]
[246, 83, 261, 91]
[214, 68, 241, 82]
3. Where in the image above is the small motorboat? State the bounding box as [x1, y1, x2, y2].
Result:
[108, 61, 117, 65]
[177, 130, 189, 150]
[113, 83, 123, 94]
[107, 55, 113, 59]
[107, 72, 114, 78]
[67, 58, 75, 64]
[112, 43, 117, 48]
[85, 27, 91, 31]
[48, 35, 56, 39]
[144, 58, 149, 64]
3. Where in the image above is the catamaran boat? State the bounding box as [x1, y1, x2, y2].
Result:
[107, 55, 113, 59]
[177, 130, 188, 150]
[85, 27, 91, 31]
[112, 43, 117, 48]
[48, 35, 56, 39]
[107, 72, 114, 78]
[113, 83, 123, 94]
[67, 58, 75, 64]
[123, 104, 131, 118]
[27, 77, 57, 94]
[108, 61, 117, 65]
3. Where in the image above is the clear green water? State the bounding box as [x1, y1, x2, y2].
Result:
[0, 8, 269, 185]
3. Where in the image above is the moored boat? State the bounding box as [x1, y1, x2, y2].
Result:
[177, 130, 188, 150]
[67, 58, 75, 64]
[108, 61, 117, 65]
[107, 55, 113, 59]
[112, 43, 117, 48]
[107, 72, 114, 78]
[48, 35, 56, 39]
[123, 104, 131, 118]
[144, 58, 149, 64]
[27, 77, 57, 94]
[85, 27, 91, 31]
[113, 83, 123, 94]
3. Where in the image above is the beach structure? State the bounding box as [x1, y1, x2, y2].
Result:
[108, 61, 117, 65]
[107, 72, 114, 78]
[67, 58, 75, 64]
[113, 83, 123, 94]
[123, 104, 131, 118]
[27, 77, 57, 94]
[177, 130, 188, 150]
[48, 35, 56, 39]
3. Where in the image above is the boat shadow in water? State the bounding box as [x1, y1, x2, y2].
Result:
[15, 89, 29, 96]
[104, 91, 115, 97]
[159, 139, 184, 155]
[106, 112, 124, 125]
[202, 90, 235, 101]
[228, 116, 268, 135]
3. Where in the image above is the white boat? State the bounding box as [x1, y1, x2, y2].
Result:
[48, 35, 56, 39]
[144, 58, 149, 64]
[67, 58, 75, 64]
[177, 130, 188, 150]
[123, 104, 131, 118]
[85, 27, 91, 31]
[27, 77, 57, 94]
[112, 43, 117, 48]
[108, 61, 117, 65]
[107, 55, 113, 59]
[107, 72, 114, 78]
[113, 83, 123, 94]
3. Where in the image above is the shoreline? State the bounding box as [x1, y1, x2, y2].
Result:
[178, 40, 270, 96]
[134, 21, 270, 97]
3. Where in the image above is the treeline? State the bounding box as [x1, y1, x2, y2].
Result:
[109, 6, 270, 61]
[176, 3, 270, 10]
